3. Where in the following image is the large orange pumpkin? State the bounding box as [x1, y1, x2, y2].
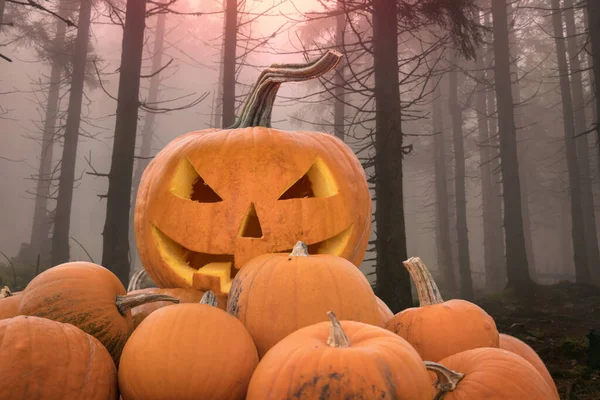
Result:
[128, 287, 227, 328]
[247, 311, 433, 399]
[18, 262, 179, 364]
[134, 50, 372, 296]
[385, 257, 499, 361]
[0, 286, 20, 320]
[426, 347, 559, 399]
[0, 316, 118, 399]
[499, 333, 559, 398]
[118, 291, 259, 400]
[227, 241, 381, 358]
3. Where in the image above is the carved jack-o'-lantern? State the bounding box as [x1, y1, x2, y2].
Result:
[135, 51, 372, 296]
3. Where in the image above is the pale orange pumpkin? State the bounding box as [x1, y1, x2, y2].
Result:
[134, 50, 372, 296]
[426, 347, 559, 399]
[227, 241, 381, 358]
[118, 291, 258, 400]
[247, 311, 433, 399]
[385, 257, 499, 361]
[128, 287, 227, 328]
[499, 333, 559, 398]
[0, 316, 118, 399]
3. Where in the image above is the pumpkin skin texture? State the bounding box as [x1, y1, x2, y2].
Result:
[134, 51, 371, 296]
[429, 347, 559, 400]
[129, 287, 227, 328]
[118, 294, 259, 400]
[18, 262, 178, 365]
[385, 257, 499, 361]
[227, 242, 381, 358]
[246, 312, 433, 399]
[499, 333, 558, 398]
[0, 316, 118, 400]
[0, 287, 21, 320]
[375, 295, 394, 326]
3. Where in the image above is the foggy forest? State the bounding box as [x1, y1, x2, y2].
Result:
[1, 0, 599, 398]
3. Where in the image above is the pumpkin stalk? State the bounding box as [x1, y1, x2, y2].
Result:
[115, 293, 180, 315]
[425, 361, 465, 400]
[402, 257, 444, 306]
[289, 241, 309, 257]
[229, 50, 342, 129]
[326, 311, 350, 348]
[199, 290, 217, 307]
[0, 286, 12, 298]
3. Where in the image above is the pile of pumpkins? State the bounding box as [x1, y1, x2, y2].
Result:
[0, 51, 559, 399]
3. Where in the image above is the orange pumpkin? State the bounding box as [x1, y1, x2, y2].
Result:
[385, 257, 499, 361]
[499, 333, 558, 398]
[0, 286, 21, 320]
[134, 50, 372, 296]
[118, 291, 258, 400]
[227, 241, 381, 358]
[426, 347, 559, 399]
[129, 287, 227, 328]
[376, 295, 394, 325]
[0, 316, 118, 399]
[18, 262, 179, 364]
[247, 311, 433, 399]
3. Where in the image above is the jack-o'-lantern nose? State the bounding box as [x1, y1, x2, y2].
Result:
[238, 203, 263, 238]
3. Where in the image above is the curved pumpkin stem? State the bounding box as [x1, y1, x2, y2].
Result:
[326, 311, 350, 348]
[0, 286, 12, 298]
[229, 50, 342, 129]
[127, 268, 156, 292]
[403, 257, 444, 306]
[289, 241, 309, 257]
[425, 361, 464, 400]
[200, 290, 217, 307]
[115, 293, 180, 315]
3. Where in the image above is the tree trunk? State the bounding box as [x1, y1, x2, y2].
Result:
[490, 0, 533, 291]
[585, 0, 600, 160]
[221, 0, 237, 128]
[29, 16, 68, 268]
[333, 0, 346, 141]
[129, 11, 166, 274]
[507, 4, 537, 276]
[372, 0, 412, 312]
[484, 11, 507, 292]
[433, 81, 457, 294]
[565, 0, 600, 282]
[51, 0, 94, 266]
[211, 2, 227, 128]
[475, 35, 498, 293]
[448, 62, 474, 300]
[101, 0, 147, 286]
[551, 0, 591, 283]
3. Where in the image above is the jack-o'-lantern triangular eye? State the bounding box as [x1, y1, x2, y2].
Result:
[278, 157, 338, 200]
[170, 158, 223, 203]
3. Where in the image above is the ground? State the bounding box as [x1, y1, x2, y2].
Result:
[476, 282, 600, 400]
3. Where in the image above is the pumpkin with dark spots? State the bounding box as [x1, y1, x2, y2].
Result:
[227, 242, 381, 358]
[385, 257, 499, 362]
[246, 311, 432, 399]
[0, 316, 118, 400]
[18, 261, 179, 365]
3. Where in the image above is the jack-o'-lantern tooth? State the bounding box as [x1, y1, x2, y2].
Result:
[278, 157, 338, 200]
[238, 203, 263, 238]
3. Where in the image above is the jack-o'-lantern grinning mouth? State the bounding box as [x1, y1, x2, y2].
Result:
[150, 224, 354, 294]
